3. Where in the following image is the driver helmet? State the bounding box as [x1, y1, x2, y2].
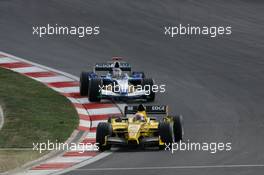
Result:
[112, 68, 122, 78]
[134, 113, 145, 122]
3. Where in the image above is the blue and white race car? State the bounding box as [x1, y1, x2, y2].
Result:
[80, 57, 155, 102]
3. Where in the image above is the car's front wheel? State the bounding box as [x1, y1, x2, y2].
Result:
[88, 78, 102, 102]
[158, 121, 174, 150]
[96, 122, 112, 151]
[172, 115, 183, 142]
[80, 72, 92, 96]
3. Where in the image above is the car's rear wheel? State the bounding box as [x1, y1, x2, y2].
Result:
[80, 72, 92, 96]
[88, 78, 102, 102]
[142, 78, 155, 102]
[96, 122, 112, 151]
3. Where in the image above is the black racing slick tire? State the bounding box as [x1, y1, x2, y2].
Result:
[142, 78, 155, 102]
[172, 115, 183, 142]
[159, 121, 174, 144]
[88, 78, 102, 102]
[80, 72, 92, 96]
[96, 122, 112, 151]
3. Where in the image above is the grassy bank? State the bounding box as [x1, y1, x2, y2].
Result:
[0, 68, 78, 172]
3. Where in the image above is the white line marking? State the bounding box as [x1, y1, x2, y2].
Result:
[67, 97, 89, 104]
[66, 97, 79, 104]
[65, 164, 264, 171]
[0, 57, 19, 63]
[11, 66, 49, 73]
[87, 107, 120, 115]
[85, 132, 96, 139]
[46, 156, 89, 163]
[76, 108, 89, 115]
[33, 76, 73, 83]
[52, 86, 79, 93]
[79, 119, 91, 127]
[14, 170, 59, 175]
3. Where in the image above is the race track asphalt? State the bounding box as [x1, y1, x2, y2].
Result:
[0, 0, 264, 174]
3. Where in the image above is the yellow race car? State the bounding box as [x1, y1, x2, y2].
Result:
[96, 104, 183, 151]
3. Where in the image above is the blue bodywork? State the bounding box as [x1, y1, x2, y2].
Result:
[88, 71, 145, 98]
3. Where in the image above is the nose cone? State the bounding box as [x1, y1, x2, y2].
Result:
[116, 79, 128, 94]
[128, 124, 141, 140]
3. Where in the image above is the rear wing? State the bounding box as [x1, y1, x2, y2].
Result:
[124, 105, 168, 116]
[94, 62, 131, 71]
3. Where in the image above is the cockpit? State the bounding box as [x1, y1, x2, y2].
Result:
[133, 113, 145, 122]
[112, 68, 122, 78]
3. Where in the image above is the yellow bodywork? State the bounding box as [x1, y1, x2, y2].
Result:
[109, 111, 164, 145]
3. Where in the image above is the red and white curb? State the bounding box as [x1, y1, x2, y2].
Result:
[0, 51, 123, 175]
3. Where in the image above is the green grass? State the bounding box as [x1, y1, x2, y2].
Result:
[0, 150, 47, 172]
[0, 67, 78, 172]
